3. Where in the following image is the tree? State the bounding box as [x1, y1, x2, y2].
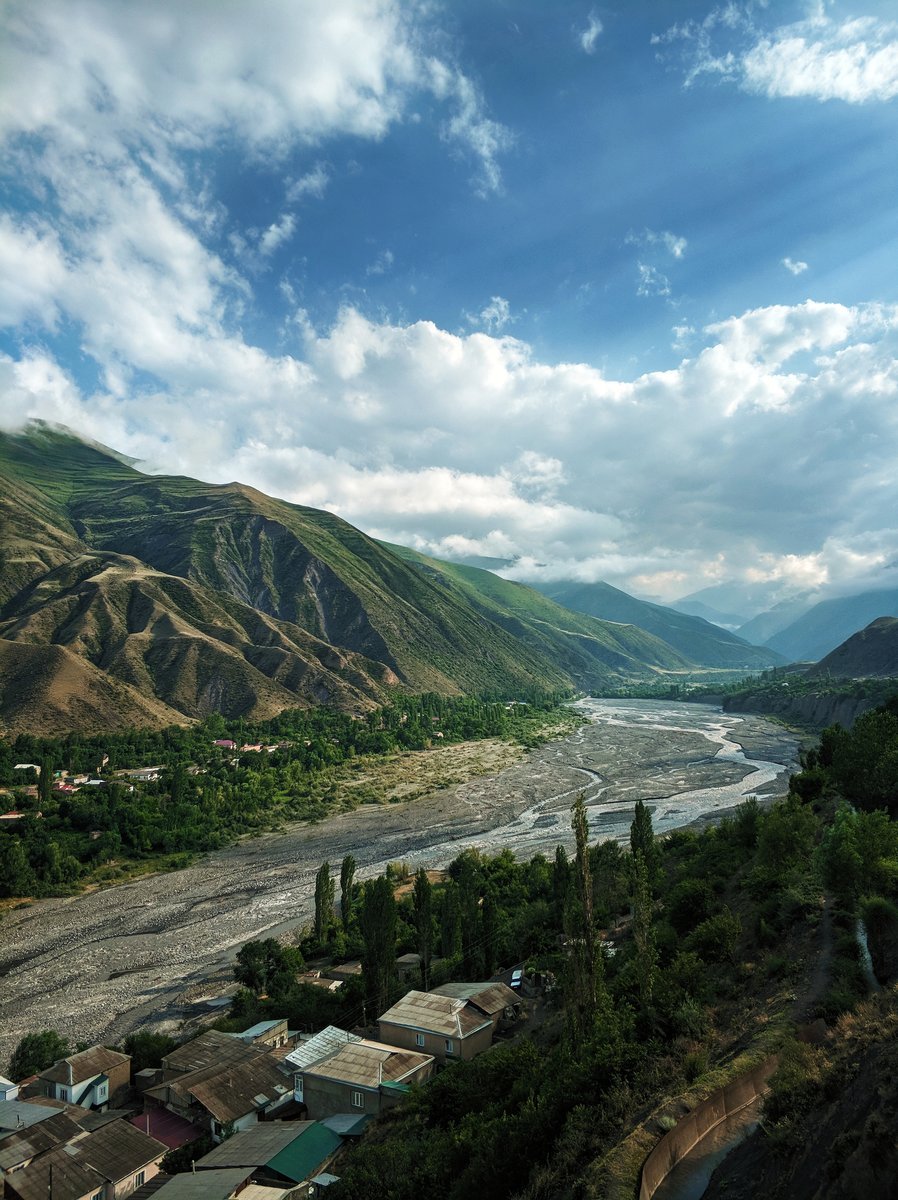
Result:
[565, 793, 603, 1045]
[631, 851, 658, 1013]
[38, 758, 53, 806]
[359, 875, 398, 1017]
[314, 860, 335, 944]
[412, 868, 434, 988]
[630, 799, 659, 886]
[340, 854, 357, 932]
[456, 853, 482, 978]
[234, 938, 303, 997]
[122, 1031, 179, 1074]
[439, 883, 460, 959]
[552, 845, 570, 924]
[9, 1030, 69, 1081]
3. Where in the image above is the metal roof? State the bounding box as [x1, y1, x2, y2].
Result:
[0, 1113, 83, 1172]
[267, 1123, 342, 1184]
[319, 1114, 369, 1138]
[429, 981, 520, 1016]
[72, 1119, 168, 1181]
[4, 1145, 105, 1200]
[162, 1032, 259, 1076]
[303, 1040, 432, 1089]
[195, 1123, 315, 1168]
[378, 991, 492, 1038]
[284, 1027, 360, 1072]
[0, 1100, 65, 1132]
[151, 1168, 252, 1200]
[150, 1054, 291, 1126]
[39, 1046, 129, 1087]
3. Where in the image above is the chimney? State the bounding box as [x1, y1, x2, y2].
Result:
[67, 1060, 74, 1086]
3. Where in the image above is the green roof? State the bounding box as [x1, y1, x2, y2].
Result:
[267, 1123, 342, 1184]
[380, 1081, 411, 1094]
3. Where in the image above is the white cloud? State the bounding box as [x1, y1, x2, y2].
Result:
[662, 8, 898, 103]
[5, 298, 898, 600]
[468, 296, 514, 333]
[627, 228, 688, 258]
[366, 249, 395, 276]
[286, 163, 330, 203]
[783, 256, 809, 275]
[259, 213, 296, 258]
[579, 12, 604, 55]
[636, 263, 671, 297]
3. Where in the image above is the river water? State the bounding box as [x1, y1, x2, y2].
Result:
[0, 700, 799, 1061]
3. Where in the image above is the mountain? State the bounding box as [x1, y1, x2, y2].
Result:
[807, 617, 898, 679]
[735, 593, 816, 646]
[380, 545, 693, 677]
[764, 589, 898, 662]
[668, 598, 746, 630]
[522, 579, 782, 670]
[0, 425, 716, 732]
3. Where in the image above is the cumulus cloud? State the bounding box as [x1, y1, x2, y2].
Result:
[578, 12, 604, 55]
[467, 296, 514, 333]
[5, 297, 898, 600]
[259, 213, 297, 257]
[783, 256, 809, 275]
[659, 7, 898, 103]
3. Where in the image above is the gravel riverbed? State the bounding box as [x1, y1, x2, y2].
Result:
[0, 700, 799, 1064]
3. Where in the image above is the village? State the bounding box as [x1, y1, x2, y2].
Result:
[0, 954, 531, 1199]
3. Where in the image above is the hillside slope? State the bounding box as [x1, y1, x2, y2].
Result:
[765, 589, 898, 662]
[526, 579, 782, 669]
[0, 425, 714, 730]
[808, 616, 898, 679]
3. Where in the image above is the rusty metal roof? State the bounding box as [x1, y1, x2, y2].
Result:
[377, 991, 492, 1038]
[303, 1039, 432, 1089]
[429, 981, 520, 1016]
[39, 1046, 129, 1087]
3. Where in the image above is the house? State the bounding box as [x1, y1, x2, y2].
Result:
[0, 1076, 18, 1103]
[395, 953, 422, 981]
[36, 1047, 131, 1110]
[377, 990, 494, 1063]
[145, 1168, 251, 1200]
[0, 1111, 83, 1176]
[429, 981, 522, 1031]
[3, 1120, 166, 1200]
[194, 1121, 342, 1189]
[295, 1038, 433, 1121]
[160, 1032, 260, 1080]
[0, 1100, 67, 1134]
[322, 962, 362, 984]
[283, 1027, 360, 1100]
[227, 1021, 290, 1050]
[145, 1048, 293, 1141]
[212, 741, 237, 751]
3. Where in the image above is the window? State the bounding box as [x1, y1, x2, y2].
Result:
[135, 1173, 145, 1188]
[351, 1091, 364, 1108]
[295, 1076, 304, 1103]
[415, 1033, 425, 1047]
[92, 1191, 102, 1200]
[58, 1087, 70, 1101]
[445, 1039, 455, 1055]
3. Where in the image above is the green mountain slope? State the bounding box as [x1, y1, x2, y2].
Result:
[379, 543, 693, 676]
[0, 424, 725, 730]
[807, 616, 898, 679]
[764, 589, 898, 662]
[526, 579, 782, 669]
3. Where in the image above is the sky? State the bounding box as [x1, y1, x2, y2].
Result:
[1, 0, 898, 610]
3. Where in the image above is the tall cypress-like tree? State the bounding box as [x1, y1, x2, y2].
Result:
[565, 792, 603, 1046]
[340, 854, 357, 931]
[412, 868, 434, 988]
[313, 860, 335, 944]
[631, 850, 658, 1014]
[360, 875, 398, 1018]
[456, 854, 482, 979]
[439, 883, 461, 959]
[630, 799, 660, 885]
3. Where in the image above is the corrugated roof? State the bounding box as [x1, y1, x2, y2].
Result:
[128, 1109, 201, 1150]
[163, 1032, 259, 1076]
[152, 1167, 251, 1200]
[40, 1046, 129, 1087]
[4, 1145, 104, 1200]
[73, 1118, 167, 1181]
[284, 1027, 360, 1072]
[319, 1114, 369, 1138]
[195, 1123, 316, 1168]
[0, 1099, 64, 1132]
[430, 981, 520, 1016]
[184, 1055, 292, 1125]
[304, 1040, 432, 1089]
[0, 1112, 83, 1172]
[267, 1123, 342, 1184]
[378, 991, 492, 1038]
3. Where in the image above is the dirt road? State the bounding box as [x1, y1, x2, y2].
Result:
[0, 700, 799, 1064]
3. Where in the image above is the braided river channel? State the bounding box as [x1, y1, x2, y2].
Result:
[0, 699, 799, 1062]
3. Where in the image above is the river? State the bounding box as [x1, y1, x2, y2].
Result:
[0, 700, 799, 1063]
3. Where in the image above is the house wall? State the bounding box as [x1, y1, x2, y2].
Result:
[112, 1160, 162, 1200]
[377, 1021, 492, 1063]
[302, 1077, 378, 1121]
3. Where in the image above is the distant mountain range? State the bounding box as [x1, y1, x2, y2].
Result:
[0, 425, 783, 734]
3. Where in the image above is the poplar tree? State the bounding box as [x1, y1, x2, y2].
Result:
[412, 868, 434, 988]
[630, 799, 660, 886]
[313, 860, 335, 944]
[340, 853, 356, 931]
[631, 851, 658, 1013]
[439, 883, 461, 959]
[360, 875, 398, 1017]
[565, 792, 603, 1046]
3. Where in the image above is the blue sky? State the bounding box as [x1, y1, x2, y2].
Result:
[1, 0, 897, 608]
